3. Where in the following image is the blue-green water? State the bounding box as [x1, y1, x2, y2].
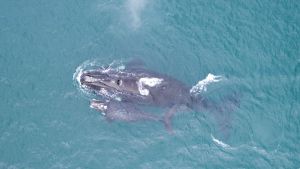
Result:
[1, 0, 299, 168]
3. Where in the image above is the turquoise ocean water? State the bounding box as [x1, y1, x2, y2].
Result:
[0, 0, 299, 168]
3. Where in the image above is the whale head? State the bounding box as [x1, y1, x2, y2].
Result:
[78, 68, 140, 98]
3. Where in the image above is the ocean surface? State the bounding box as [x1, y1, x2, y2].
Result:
[0, 0, 299, 168]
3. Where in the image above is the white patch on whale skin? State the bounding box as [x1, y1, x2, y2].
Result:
[137, 77, 163, 96]
[90, 100, 107, 116]
[115, 97, 122, 101]
[190, 73, 222, 95]
[83, 76, 97, 83]
[90, 102, 107, 111]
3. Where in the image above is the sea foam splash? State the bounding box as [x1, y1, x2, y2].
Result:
[190, 73, 222, 95]
[211, 134, 231, 148]
[126, 0, 147, 29]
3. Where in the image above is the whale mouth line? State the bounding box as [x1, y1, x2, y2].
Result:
[82, 81, 108, 88]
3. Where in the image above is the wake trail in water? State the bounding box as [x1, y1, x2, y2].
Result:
[211, 134, 231, 148]
[210, 134, 275, 159]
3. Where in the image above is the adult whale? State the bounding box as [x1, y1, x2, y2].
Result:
[76, 60, 238, 133]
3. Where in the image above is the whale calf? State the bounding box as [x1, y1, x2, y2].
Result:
[75, 60, 238, 133]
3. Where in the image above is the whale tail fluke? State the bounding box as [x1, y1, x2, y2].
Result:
[210, 92, 241, 139]
[189, 73, 241, 139]
[191, 91, 241, 139]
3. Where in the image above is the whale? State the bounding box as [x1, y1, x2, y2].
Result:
[76, 60, 239, 133]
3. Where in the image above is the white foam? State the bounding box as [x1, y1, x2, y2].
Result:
[126, 0, 147, 29]
[73, 65, 91, 95]
[211, 134, 230, 148]
[252, 146, 268, 155]
[74, 66, 83, 86]
[137, 77, 163, 96]
[102, 60, 125, 73]
[190, 73, 222, 95]
[73, 59, 102, 86]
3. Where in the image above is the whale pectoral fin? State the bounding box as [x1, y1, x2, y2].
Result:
[163, 105, 180, 134]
